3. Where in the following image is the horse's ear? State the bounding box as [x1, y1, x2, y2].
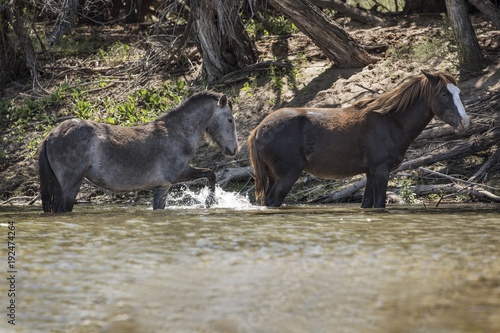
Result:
[218, 95, 228, 107]
[421, 70, 440, 85]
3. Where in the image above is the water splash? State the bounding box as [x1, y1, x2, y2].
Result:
[165, 185, 263, 210]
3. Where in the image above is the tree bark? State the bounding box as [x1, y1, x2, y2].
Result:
[445, 0, 485, 76]
[468, 0, 500, 29]
[310, 0, 386, 26]
[268, 0, 374, 68]
[0, 3, 14, 83]
[0, 1, 37, 81]
[48, 0, 78, 48]
[191, 0, 257, 83]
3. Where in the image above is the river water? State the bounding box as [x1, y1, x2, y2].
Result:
[1, 191, 500, 333]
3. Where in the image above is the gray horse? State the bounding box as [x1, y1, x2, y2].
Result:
[38, 91, 238, 212]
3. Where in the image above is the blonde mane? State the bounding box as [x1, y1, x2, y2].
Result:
[352, 71, 458, 115]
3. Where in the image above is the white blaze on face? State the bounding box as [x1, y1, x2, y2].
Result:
[446, 83, 470, 130]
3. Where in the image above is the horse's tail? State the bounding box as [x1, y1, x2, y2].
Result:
[38, 139, 61, 213]
[248, 129, 268, 205]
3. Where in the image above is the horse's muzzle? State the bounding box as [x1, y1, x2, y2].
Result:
[455, 118, 471, 133]
[223, 147, 238, 156]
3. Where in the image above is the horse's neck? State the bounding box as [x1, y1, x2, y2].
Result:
[162, 101, 214, 139]
[391, 99, 434, 144]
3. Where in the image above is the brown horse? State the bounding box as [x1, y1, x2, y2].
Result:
[248, 71, 470, 208]
[39, 91, 238, 212]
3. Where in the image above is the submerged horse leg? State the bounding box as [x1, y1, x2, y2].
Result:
[153, 187, 170, 210]
[49, 158, 88, 212]
[178, 167, 217, 207]
[52, 172, 87, 212]
[361, 175, 375, 208]
[264, 163, 304, 207]
[368, 166, 390, 208]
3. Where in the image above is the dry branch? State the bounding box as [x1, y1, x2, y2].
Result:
[419, 167, 500, 192]
[0, 196, 37, 205]
[412, 184, 500, 203]
[469, 148, 500, 182]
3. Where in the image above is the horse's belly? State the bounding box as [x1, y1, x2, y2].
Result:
[304, 163, 365, 180]
[304, 149, 367, 180]
[85, 166, 171, 192]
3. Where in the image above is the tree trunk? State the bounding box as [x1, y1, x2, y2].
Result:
[403, 0, 446, 13]
[48, 0, 78, 48]
[310, 0, 386, 26]
[0, 2, 37, 81]
[468, 0, 500, 29]
[0, 4, 13, 83]
[445, 0, 485, 77]
[268, 0, 374, 68]
[190, 0, 257, 83]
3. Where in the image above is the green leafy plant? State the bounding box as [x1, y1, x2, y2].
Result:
[240, 79, 257, 97]
[398, 177, 418, 204]
[246, 14, 298, 37]
[270, 64, 285, 92]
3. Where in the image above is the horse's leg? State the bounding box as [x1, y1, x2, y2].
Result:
[361, 174, 374, 208]
[59, 172, 88, 212]
[178, 167, 216, 207]
[153, 186, 171, 210]
[371, 166, 390, 208]
[264, 166, 303, 207]
[49, 178, 83, 212]
[51, 158, 88, 212]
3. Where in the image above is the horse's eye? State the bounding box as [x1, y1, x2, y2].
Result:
[440, 91, 447, 97]
[228, 118, 233, 124]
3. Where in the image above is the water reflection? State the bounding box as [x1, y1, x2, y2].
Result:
[1, 203, 500, 332]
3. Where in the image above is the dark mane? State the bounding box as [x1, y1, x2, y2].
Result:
[156, 91, 223, 122]
[352, 71, 457, 115]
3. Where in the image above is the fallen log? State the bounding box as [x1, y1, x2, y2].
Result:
[416, 125, 455, 141]
[216, 166, 254, 188]
[419, 167, 500, 192]
[395, 138, 492, 173]
[412, 184, 500, 203]
[0, 196, 38, 205]
[311, 179, 366, 203]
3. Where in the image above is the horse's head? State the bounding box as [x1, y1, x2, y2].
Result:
[423, 71, 470, 133]
[205, 94, 239, 156]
